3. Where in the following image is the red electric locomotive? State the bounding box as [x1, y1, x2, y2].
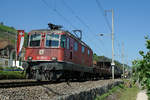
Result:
[23, 23, 93, 81]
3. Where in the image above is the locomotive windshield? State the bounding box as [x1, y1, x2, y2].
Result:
[29, 34, 41, 47]
[46, 33, 60, 47]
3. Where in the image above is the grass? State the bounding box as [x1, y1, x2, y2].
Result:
[95, 80, 140, 100]
[0, 24, 17, 34]
[119, 86, 139, 100]
[95, 84, 124, 100]
[0, 24, 17, 45]
[0, 70, 25, 79]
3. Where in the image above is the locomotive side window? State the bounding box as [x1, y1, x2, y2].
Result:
[82, 46, 85, 53]
[46, 33, 59, 47]
[26, 34, 29, 47]
[74, 42, 78, 51]
[88, 49, 90, 55]
[29, 34, 41, 47]
[51, 33, 59, 39]
[66, 38, 70, 49]
[60, 35, 66, 48]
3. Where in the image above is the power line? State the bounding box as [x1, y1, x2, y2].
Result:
[61, 0, 95, 35]
[95, 0, 112, 31]
[41, 0, 107, 55]
[61, 0, 106, 55]
[40, 0, 77, 29]
[95, 0, 123, 60]
[61, 0, 90, 29]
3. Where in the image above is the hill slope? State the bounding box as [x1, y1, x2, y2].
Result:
[0, 24, 17, 48]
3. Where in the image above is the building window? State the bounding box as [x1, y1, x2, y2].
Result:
[67, 38, 70, 49]
[82, 46, 85, 53]
[74, 42, 78, 51]
[88, 49, 90, 55]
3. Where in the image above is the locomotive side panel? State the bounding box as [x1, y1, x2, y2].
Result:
[64, 34, 93, 67]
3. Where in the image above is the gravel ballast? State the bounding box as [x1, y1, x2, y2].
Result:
[0, 79, 123, 100]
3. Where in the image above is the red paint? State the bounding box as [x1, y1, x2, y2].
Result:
[25, 31, 93, 67]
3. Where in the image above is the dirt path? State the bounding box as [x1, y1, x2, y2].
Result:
[136, 90, 148, 100]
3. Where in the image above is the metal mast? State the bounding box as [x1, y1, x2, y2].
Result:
[111, 9, 115, 80]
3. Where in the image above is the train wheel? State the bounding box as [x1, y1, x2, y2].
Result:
[49, 71, 57, 82]
[49, 71, 63, 82]
[35, 70, 42, 81]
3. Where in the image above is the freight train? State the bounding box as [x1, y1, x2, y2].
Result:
[22, 23, 122, 81]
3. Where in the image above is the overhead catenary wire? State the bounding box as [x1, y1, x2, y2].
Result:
[40, 0, 77, 30]
[61, 0, 91, 30]
[95, 0, 124, 61]
[95, 0, 112, 32]
[41, 0, 108, 55]
[61, 0, 107, 55]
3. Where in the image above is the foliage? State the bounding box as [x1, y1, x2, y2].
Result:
[93, 53, 101, 62]
[0, 67, 3, 71]
[95, 84, 124, 100]
[119, 85, 139, 100]
[95, 80, 139, 100]
[0, 71, 25, 79]
[0, 24, 28, 48]
[132, 36, 150, 99]
[0, 24, 17, 34]
[24, 32, 28, 47]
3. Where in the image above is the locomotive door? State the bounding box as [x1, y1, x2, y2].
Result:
[69, 38, 73, 60]
[66, 37, 73, 61]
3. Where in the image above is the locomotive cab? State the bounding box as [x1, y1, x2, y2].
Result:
[25, 30, 66, 62]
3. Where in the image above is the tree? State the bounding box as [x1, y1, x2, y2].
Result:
[132, 36, 150, 98]
[0, 22, 4, 25]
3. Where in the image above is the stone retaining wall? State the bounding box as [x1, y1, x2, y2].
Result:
[56, 80, 123, 100]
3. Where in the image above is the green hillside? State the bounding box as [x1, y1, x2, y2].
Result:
[0, 24, 17, 45]
[0, 24, 17, 34]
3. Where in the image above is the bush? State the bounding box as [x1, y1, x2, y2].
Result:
[132, 36, 150, 99]
[0, 71, 25, 79]
[0, 67, 3, 71]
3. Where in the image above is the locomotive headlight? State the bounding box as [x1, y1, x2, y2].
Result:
[52, 57, 57, 61]
[28, 56, 33, 60]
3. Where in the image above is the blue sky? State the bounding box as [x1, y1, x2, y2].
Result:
[1, 0, 150, 66]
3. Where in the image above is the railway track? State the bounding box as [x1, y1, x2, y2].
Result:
[0, 80, 52, 88]
[0, 78, 117, 88]
[0, 79, 123, 100]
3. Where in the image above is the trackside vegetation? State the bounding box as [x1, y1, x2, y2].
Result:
[0, 71, 25, 79]
[132, 36, 150, 99]
[95, 84, 124, 100]
[95, 80, 139, 100]
[0, 23, 28, 47]
[0, 67, 25, 79]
